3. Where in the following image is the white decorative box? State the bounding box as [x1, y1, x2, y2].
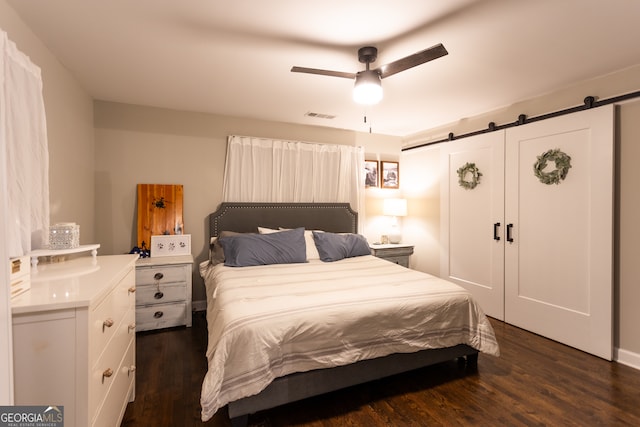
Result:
[150, 234, 191, 257]
[9, 255, 30, 299]
[49, 222, 80, 249]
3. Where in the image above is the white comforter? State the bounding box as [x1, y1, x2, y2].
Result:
[200, 255, 499, 421]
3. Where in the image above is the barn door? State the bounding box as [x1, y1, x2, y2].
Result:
[504, 105, 614, 360]
[441, 131, 505, 320]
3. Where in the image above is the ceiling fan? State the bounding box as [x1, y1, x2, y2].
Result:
[291, 43, 448, 105]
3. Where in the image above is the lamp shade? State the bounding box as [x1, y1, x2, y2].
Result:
[353, 70, 383, 105]
[383, 198, 407, 217]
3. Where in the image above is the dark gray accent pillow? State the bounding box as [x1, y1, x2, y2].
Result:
[312, 231, 370, 262]
[210, 231, 250, 265]
[220, 227, 306, 267]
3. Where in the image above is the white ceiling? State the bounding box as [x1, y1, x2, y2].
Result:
[8, 0, 640, 136]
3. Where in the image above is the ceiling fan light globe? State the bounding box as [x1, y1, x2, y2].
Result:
[353, 71, 383, 105]
[353, 83, 383, 105]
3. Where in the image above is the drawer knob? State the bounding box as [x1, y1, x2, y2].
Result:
[154, 291, 164, 300]
[128, 365, 137, 377]
[154, 272, 164, 280]
[128, 286, 136, 294]
[128, 323, 136, 333]
[102, 318, 114, 332]
[102, 368, 114, 383]
[154, 311, 164, 319]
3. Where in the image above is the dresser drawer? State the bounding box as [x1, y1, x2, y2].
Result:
[136, 264, 188, 286]
[90, 307, 135, 419]
[136, 282, 187, 306]
[136, 302, 187, 332]
[90, 269, 135, 363]
[92, 338, 135, 427]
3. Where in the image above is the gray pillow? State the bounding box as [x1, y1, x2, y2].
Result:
[210, 231, 250, 265]
[220, 227, 306, 267]
[312, 231, 370, 262]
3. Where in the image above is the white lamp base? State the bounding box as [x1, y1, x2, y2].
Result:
[388, 221, 401, 244]
[388, 233, 401, 244]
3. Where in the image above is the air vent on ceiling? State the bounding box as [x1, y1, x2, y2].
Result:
[305, 112, 336, 120]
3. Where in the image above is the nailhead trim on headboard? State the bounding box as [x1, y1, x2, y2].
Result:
[209, 203, 357, 239]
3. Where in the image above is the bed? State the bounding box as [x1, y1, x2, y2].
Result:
[199, 202, 499, 426]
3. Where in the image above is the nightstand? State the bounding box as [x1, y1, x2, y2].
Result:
[135, 254, 193, 331]
[370, 243, 414, 268]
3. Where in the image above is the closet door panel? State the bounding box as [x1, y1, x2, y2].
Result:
[504, 105, 614, 360]
[441, 132, 505, 320]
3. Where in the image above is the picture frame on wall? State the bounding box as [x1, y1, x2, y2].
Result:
[381, 161, 399, 189]
[364, 160, 379, 187]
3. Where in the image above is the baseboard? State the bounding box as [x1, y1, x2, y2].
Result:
[614, 347, 640, 371]
[192, 299, 207, 312]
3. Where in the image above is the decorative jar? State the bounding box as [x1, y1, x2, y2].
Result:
[49, 222, 80, 249]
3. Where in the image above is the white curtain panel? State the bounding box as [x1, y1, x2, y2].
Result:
[0, 30, 49, 257]
[223, 135, 364, 216]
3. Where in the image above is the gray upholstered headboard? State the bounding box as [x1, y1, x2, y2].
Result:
[208, 202, 358, 239]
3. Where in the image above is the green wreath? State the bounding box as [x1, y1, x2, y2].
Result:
[533, 149, 572, 185]
[457, 162, 482, 190]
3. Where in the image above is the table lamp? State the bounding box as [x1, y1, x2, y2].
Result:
[383, 198, 407, 244]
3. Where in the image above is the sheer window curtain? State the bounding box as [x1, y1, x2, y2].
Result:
[222, 135, 365, 223]
[1, 30, 49, 257]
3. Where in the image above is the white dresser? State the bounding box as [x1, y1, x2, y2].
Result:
[11, 254, 138, 427]
[135, 255, 193, 332]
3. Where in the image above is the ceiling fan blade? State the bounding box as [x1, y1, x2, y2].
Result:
[291, 66, 356, 79]
[376, 43, 448, 79]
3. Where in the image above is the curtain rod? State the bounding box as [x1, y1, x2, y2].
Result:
[402, 90, 640, 152]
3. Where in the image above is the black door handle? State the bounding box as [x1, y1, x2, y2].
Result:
[507, 223, 514, 243]
[493, 223, 501, 241]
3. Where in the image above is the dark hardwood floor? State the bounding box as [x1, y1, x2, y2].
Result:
[122, 312, 640, 426]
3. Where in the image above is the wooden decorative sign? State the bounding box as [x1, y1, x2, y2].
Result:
[136, 184, 184, 248]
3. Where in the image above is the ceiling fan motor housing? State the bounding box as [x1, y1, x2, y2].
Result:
[358, 46, 378, 65]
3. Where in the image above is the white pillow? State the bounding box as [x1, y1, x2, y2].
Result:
[257, 226, 279, 234]
[258, 226, 321, 260]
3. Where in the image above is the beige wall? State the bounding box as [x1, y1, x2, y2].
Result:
[399, 145, 441, 275]
[402, 65, 640, 360]
[1, 1, 96, 244]
[1, 0, 96, 403]
[616, 100, 640, 357]
[94, 101, 402, 303]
